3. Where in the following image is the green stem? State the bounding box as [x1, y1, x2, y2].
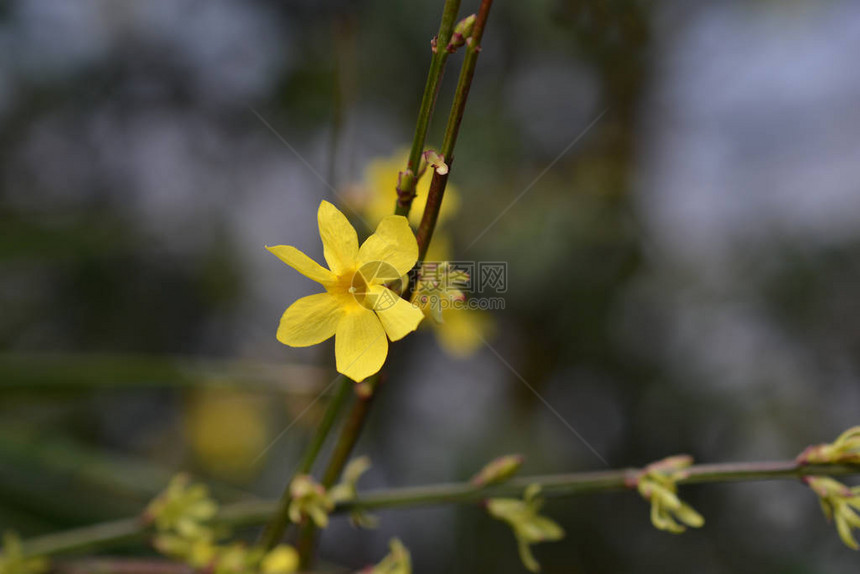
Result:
[415, 0, 493, 260]
[51, 558, 193, 574]
[295, 375, 380, 568]
[337, 461, 860, 512]
[22, 517, 145, 558]
[320, 386, 377, 488]
[298, 1, 492, 563]
[0, 353, 326, 395]
[257, 376, 352, 551]
[395, 0, 462, 216]
[22, 461, 860, 558]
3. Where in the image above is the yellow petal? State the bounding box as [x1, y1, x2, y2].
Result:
[267, 245, 335, 286]
[335, 308, 388, 381]
[261, 545, 299, 574]
[367, 285, 424, 341]
[318, 200, 359, 275]
[277, 293, 343, 347]
[358, 215, 418, 277]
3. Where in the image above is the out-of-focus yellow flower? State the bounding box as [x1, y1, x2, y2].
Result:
[0, 531, 47, 574]
[144, 474, 218, 540]
[268, 201, 424, 382]
[361, 538, 411, 574]
[805, 476, 860, 550]
[184, 388, 269, 481]
[346, 149, 495, 359]
[346, 149, 460, 230]
[798, 426, 860, 465]
[435, 307, 493, 358]
[260, 545, 299, 574]
[487, 485, 565, 573]
[633, 455, 704, 534]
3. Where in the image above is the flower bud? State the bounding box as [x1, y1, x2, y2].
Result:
[633, 455, 703, 534]
[447, 14, 476, 53]
[805, 476, 860, 550]
[422, 149, 448, 175]
[486, 484, 564, 572]
[288, 475, 334, 528]
[471, 454, 525, 486]
[797, 426, 860, 465]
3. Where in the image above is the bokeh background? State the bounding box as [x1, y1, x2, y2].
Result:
[2, 0, 859, 572]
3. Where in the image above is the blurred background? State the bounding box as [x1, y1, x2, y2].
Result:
[1, 0, 859, 572]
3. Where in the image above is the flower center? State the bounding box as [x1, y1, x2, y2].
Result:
[349, 261, 404, 311]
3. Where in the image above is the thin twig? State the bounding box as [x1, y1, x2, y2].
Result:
[395, 0, 462, 216]
[296, 0, 493, 565]
[0, 352, 327, 395]
[257, 376, 352, 551]
[51, 558, 193, 574]
[21, 461, 860, 559]
[294, 373, 381, 568]
[416, 0, 494, 260]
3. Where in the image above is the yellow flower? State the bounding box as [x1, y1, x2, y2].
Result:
[268, 201, 424, 382]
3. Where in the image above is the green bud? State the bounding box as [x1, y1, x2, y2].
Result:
[471, 454, 524, 486]
[422, 149, 448, 175]
[447, 14, 476, 53]
[634, 456, 704, 534]
[806, 476, 860, 550]
[288, 475, 334, 528]
[798, 426, 860, 465]
[486, 484, 564, 572]
[145, 474, 218, 543]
